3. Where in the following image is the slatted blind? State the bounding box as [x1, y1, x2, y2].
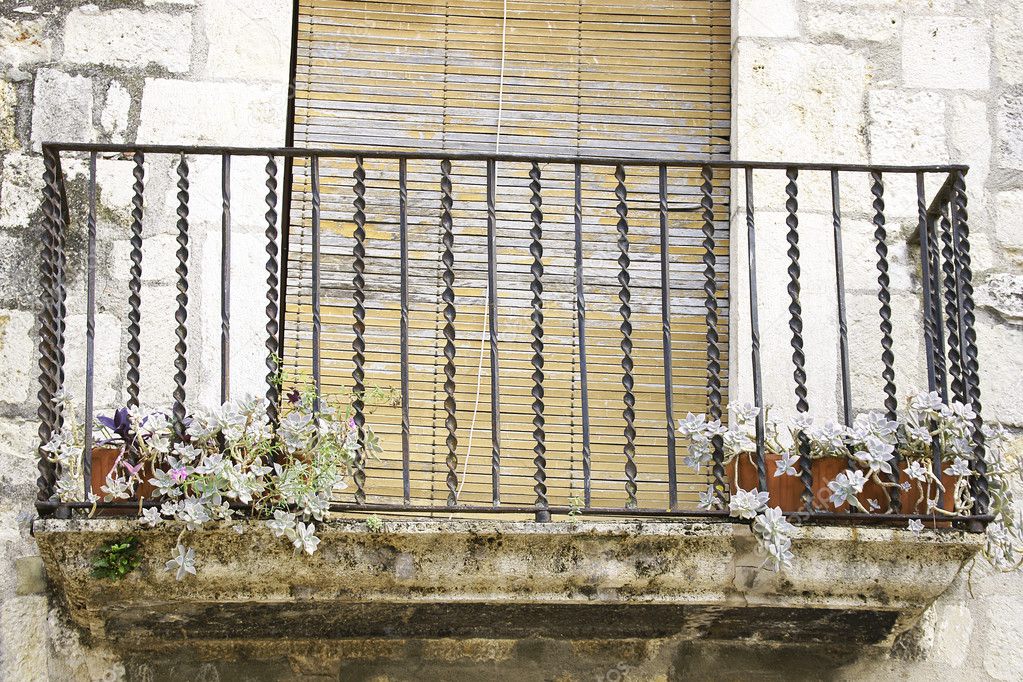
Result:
[285, 0, 730, 510]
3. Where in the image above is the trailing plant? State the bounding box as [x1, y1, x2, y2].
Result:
[43, 389, 382, 580]
[91, 537, 141, 580]
[678, 390, 1019, 572]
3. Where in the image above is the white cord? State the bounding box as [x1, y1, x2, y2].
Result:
[456, 0, 508, 501]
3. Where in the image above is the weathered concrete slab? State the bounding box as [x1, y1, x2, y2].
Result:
[34, 518, 981, 649]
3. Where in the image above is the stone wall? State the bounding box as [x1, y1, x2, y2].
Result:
[0, 1, 290, 679]
[0, 0, 1021, 679]
[730, 0, 1023, 679]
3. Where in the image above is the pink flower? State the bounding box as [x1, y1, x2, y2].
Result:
[122, 460, 144, 477]
[170, 466, 188, 483]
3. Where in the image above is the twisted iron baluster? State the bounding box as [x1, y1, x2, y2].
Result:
[221, 155, 232, 404]
[264, 156, 280, 428]
[574, 162, 592, 508]
[399, 158, 411, 503]
[702, 165, 725, 501]
[785, 168, 812, 511]
[529, 162, 547, 516]
[871, 172, 898, 420]
[940, 204, 965, 404]
[916, 174, 939, 397]
[746, 167, 768, 492]
[660, 164, 678, 508]
[83, 153, 98, 498]
[126, 152, 144, 410]
[871, 171, 900, 512]
[36, 149, 61, 504]
[927, 212, 948, 400]
[53, 156, 67, 416]
[352, 156, 368, 504]
[172, 154, 190, 441]
[951, 171, 987, 515]
[440, 159, 458, 505]
[615, 165, 637, 508]
[486, 159, 501, 505]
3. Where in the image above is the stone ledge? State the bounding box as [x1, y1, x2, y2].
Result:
[34, 518, 981, 648]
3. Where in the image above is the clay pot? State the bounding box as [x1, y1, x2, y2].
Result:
[729, 453, 960, 521]
[728, 453, 845, 512]
[861, 468, 960, 517]
[90, 446, 155, 511]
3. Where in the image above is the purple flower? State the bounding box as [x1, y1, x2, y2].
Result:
[97, 407, 134, 445]
[287, 389, 301, 404]
[170, 466, 188, 483]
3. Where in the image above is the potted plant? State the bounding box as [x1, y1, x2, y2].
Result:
[42, 388, 381, 579]
[685, 396, 966, 516]
[678, 390, 1019, 570]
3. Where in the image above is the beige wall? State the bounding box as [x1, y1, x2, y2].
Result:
[731, 0, 1023, 678]
[0, 0, 1021, 679]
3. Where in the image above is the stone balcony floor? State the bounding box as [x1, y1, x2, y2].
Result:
[34, 517, 981, 649]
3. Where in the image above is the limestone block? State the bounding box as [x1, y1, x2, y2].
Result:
[931, 602, 973, 668]
[100, 82, 131, 143]
[138, 79, 287, 146]
[203, 0, 291, 82]
[994, 190, 1023, 254]
[62, 7, 192, 73]
[903, 17, 990, 90]
[734, 0, 798, 38]
[949, 96, 991, 190]
[976, 318, 1022, 427]
[816, 0, 954, 9]
[867, 90, 948, 166]
[0, 595, 48, 681]
[733, 41, 868, 163]
[0, 229, 40, 308]
[135, 281, 216, 412]
[63, 313, 122, 413]
[0, 419, 38, 487]
[0, 153, 44, 229]
[731, 211, 839, 420]
[155, 154, 270, 232]
[993, 0, 1023, 85]
[804, 6, 900, 44]
[0, 81, 16, 150]
[998, 92, 1023, 170]
[109, 233, 179, 282]
[976, 273, 1023, 321]
[839, 217, 914, 294]
[985, 599, 1023, 680]
[14, 557, 45, 596]
[197, 229, 270, 406]
[29, 69, 94, 152]
[93, 158, 139, 224]
[136, 283, 179, 407]
[0, 16, 51, 77]
[0, 309, 33, 405]
[846, 292, 927, 413]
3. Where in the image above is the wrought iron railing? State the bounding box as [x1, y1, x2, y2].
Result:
[34, 143, 987, 526]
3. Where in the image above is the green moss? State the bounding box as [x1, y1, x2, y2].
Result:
[91, 536, 141, 580]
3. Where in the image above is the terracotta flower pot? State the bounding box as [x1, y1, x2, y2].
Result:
[728, 453, 846, 512]
[729, 453, 961, 521]
[90, 446, 156, 508]
[860, 468, 961, 517]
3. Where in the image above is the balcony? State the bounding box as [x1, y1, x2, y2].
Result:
[32, 142, 991, 648]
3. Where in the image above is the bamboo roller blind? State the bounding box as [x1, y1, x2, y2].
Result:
[285, 0, 730, 510]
